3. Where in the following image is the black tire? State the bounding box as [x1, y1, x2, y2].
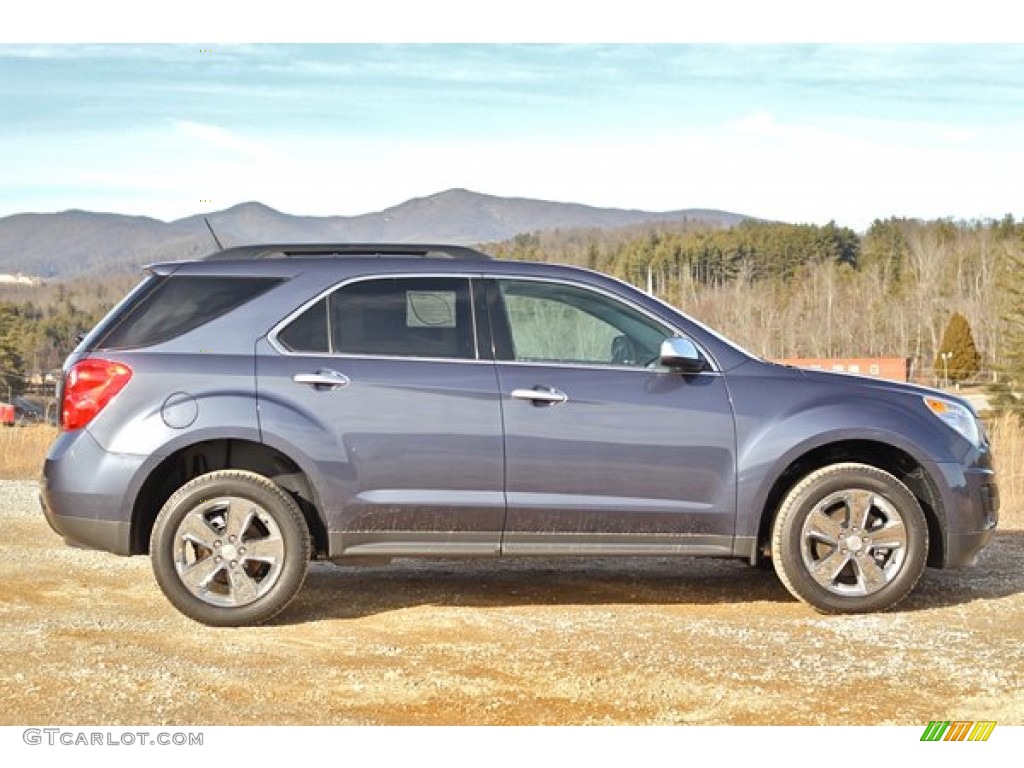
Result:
[150, 470, 311, 627]
[771, 463, 928, 614]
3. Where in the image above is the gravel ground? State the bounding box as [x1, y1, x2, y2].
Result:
[1, 479, 1021, 726]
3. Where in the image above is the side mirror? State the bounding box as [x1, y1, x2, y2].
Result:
[659, 337, 705, 373]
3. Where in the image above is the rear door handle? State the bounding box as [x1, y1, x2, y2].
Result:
[510, 387, 568, 405]
[293, 370, 350, 390]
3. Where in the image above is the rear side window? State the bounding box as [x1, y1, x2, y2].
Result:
[276, 277, 476, 359]
[96, 276, 282, 349]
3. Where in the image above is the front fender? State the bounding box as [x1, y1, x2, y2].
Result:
[727, 365, 966, 541]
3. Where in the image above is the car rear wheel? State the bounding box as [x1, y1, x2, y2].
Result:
[771, 463, 928, 614]
[150, 470, 311, 626]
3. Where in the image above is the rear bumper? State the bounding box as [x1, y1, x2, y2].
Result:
[39, 429, 145, 555]
[39, 492, 131, 554]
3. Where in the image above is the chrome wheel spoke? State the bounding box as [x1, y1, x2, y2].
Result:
[870, 521, 907, 550]
[226, 567, 259, 604]
[853, 555, 889, 593]
[180, 555, 223, 592]
[846, 490, 874, 531]
[805, 508, 843, 544]
[810, 548, 850, 586]
[224, 499, 257, 542]
[242, 535, 284, 563]
[177, 513, 220, 550]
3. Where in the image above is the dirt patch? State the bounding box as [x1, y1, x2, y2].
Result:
[1, 480, 1021, 725]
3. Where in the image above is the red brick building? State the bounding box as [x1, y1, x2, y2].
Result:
[773, 357, 912, 383]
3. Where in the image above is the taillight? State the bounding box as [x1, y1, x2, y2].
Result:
[62, 358, 133, 431]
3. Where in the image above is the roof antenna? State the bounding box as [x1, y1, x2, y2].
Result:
[204, 217, 225, 251]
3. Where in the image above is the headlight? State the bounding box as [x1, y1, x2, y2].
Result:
[923, 396, 982, 445]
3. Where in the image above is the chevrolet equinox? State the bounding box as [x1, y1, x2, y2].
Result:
[40, 244, 999, 625]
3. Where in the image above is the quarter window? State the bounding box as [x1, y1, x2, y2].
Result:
[276, 296, 328, 354]
[97, 276, 282, 349]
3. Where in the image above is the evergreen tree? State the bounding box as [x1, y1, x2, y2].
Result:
[989, 249, 1024, 414]
[934, 312, 981, 385]
[0, 305, 26, 400]
[860, 218, 909, 286]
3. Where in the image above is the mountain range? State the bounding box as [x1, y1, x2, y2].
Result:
[0, 188, 748, 279]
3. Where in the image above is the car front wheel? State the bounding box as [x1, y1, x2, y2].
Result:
[771, 463, 928, 614]
[150, 470, 311, 626]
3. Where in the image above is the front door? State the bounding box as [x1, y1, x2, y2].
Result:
[490, 278, 737, 556]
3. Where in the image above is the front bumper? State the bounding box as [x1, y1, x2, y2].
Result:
[938, 464, 999, 568]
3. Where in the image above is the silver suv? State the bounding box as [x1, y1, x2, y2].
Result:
[40, 244, 999, 625]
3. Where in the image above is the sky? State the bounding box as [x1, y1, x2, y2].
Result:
[2, 7, 1024, 232]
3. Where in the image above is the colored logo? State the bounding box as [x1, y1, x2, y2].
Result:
[920, 721, 996, 741]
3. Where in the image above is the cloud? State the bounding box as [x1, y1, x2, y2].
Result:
[728, 110, 834, 144]
[172, 120, 285, 164]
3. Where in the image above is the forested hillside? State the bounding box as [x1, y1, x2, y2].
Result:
[0, 275, 137, 387]
[487, 216, 1021, 383]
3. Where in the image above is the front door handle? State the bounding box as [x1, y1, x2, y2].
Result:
[510, 387, 568, 405]
[293, 370, 350, 390]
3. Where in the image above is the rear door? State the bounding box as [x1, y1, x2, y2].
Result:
[256, 275, 506, 557]
[489, 277, 737, 555]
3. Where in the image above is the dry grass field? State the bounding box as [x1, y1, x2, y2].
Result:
[0, 425, 55, 480]
[988, 412, 1024, 524]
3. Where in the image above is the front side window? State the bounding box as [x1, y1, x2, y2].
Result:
[495, 279, 670, 367]
[277, 276, 476, 360]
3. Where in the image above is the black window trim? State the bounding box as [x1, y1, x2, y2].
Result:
[268, 273, 488, 364]
[267, 272, 722, 372]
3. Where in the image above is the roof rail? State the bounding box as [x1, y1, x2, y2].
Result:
[204, 243, 492, 261]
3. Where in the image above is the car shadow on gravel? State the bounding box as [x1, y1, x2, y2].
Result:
[279, 556, 790, 623]
[276, 530, 1024, 625]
